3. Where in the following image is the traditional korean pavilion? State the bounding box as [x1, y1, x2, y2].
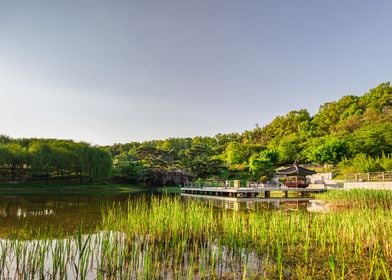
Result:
[277, 163, 316, 188]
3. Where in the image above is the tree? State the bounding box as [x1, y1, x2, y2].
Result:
[30, 142, 53, 181]
[347, 123, 392, 157]
[274, 134, 302, 164]
[307, 138, 348, 164]
[313, 95, 361, 134]
[0, 142, 29, 181]
[339, 153, 382, 173]
[248, 149, 279, 181]
[113, 153, 149, 183]
[224, 142, 250, 166]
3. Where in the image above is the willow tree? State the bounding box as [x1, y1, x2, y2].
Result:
[29, 142, 53, 182]
[0, 142, 29, 181]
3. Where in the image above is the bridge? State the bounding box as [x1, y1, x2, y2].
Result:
[181, 181, 326, 198]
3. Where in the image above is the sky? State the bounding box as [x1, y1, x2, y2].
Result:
[0, 1, 391, 145]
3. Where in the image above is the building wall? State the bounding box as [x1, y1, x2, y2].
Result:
[307, 172, 333, 184]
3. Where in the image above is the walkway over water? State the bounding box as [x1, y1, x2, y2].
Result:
[181, 181, 326, 198]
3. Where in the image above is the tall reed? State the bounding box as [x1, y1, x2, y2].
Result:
[0, 193, 390, 279]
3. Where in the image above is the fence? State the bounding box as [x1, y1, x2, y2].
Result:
[344, 171, 392, 182]
[183, 180, 278, 188]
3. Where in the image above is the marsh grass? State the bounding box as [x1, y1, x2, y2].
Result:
[0, 192, 391, 279]
[100, 195, 391, 279]
[316, 189, 392, 209]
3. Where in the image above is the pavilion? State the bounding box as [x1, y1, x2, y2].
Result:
[277, 163, 316, 188]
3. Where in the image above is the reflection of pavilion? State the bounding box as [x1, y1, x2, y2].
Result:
[181, 193, 310, 211]
[277, 163, 316, 188]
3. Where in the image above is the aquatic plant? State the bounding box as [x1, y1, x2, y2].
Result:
[0, 193, 391, 279]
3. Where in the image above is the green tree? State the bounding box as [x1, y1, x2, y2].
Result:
[307, 138, 348, 164]
[339, 153, 381, 173]
[274, 134, 302, 164]
[347, 123, 392, 157]
[313, 95, 361, 134]
[248, 149, 279, 181]
[0, 142, 29, 181]
[30, 142, 53, 181]
[224, 142, 250, 166]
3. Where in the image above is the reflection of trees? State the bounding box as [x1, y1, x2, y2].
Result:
[0, 196, 109, 218]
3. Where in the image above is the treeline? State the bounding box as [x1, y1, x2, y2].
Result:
[1, 82, 391, 185]
[0, 138, 112, 183]
[107, 82, 392, 183]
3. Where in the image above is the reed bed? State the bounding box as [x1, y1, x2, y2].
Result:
[101, 196, 392, 279]
[0, 193, 391, 279]
[316, 189, 392, 209]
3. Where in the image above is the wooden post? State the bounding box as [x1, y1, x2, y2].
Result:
[265, 191, 270, 198]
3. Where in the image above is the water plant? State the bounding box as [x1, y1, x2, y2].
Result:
[0, 192, 390, 279]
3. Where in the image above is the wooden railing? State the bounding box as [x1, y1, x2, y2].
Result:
[183, 181, 279, 188]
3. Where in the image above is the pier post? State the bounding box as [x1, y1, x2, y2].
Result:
[265, 191, 270, 198]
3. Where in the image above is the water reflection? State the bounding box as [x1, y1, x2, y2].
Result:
[0, 231, 265, 280]
[307, 200, 331, 212]
[181, 193, 312, 211]
[0, 193, 325, 239]
[0, 194, 137, 237]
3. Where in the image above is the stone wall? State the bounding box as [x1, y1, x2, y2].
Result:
[344, 182, 392, 190]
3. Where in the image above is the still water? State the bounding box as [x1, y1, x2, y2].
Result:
[0, 192, 323, 279]
[0, 194, 142, 237]
[0, 192, 321, 238]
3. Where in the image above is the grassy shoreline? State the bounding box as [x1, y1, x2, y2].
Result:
[0, 182, 180, 195]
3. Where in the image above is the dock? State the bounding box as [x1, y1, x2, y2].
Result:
[181, 181, 326, 198]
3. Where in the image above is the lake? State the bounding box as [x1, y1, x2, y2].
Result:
[0, 191, 318, 238]
[0, 188, 391, 279]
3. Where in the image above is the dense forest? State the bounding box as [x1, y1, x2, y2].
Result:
[1, 82, 392, 185]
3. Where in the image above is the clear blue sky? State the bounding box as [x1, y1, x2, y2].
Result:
[0, 1, 391, 145]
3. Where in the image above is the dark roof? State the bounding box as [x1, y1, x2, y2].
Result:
[277, 164, 316, 176]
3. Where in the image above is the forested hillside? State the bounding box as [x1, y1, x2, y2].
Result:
[107, 82, 392, 184]
[1, 82, 392, 185]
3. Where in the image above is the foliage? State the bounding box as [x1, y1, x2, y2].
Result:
[339, 153, 382, 173]
[339, 152, 392, 174]
[248, 149, 279, 180]
[307, 138, 348, 164]
[0, 139, 112, 183]
[1, 82, 392, 183]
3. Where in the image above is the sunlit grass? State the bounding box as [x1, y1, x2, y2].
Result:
[316, 189, 392, 209]
[0, 192, 391, 279]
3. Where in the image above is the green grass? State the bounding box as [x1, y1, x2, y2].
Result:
[0, 182, 171, 196]
[99, 196, 391, 279]
[316, 189, 392, 208]
[1, 190, 391, 279]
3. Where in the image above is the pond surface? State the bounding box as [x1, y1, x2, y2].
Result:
[0, 191, 318, 238]
[0, 189, 390, 279]
[0, 193, 146, 238]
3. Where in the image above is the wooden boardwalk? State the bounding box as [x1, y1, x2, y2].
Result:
[181, 184, 326, 198]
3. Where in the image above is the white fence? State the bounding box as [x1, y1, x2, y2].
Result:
[344, 171, 392, 182]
